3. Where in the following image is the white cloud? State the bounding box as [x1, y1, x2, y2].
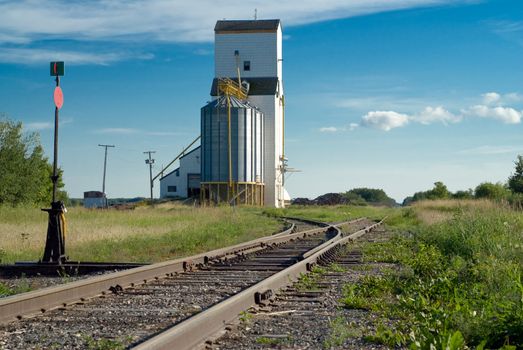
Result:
[96, 128, 183, 136]
[24, 118, 73, 131]
[488, 20, 523, 34]
[457, 145, 523, 155]
[413, 106, 461, 125]
[361, 111, 409, 131]
[0, 48, 153, 65]
[97, 128, 139, 134]
[319, 126, 338, 133]
[482, 92, 501, 105]
[193, 48, 212, 56]
[0, 0, 475, 65]
[0, 0, 468, 44]
[319, 123, 359, 133]
[505, 93, 523, 103]
[465, 105, 522, 124]
[355, 92, 522, 132]
[336, 95, 433, 111]
[25, 122, 52, 130]
[145, 131, 184, 136]
[481, 92, 522, 106]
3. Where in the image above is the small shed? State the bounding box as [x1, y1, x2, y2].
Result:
[159, 146, 201, 199]
[84, 191, 106, 208]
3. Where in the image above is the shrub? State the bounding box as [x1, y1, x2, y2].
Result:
[474, 182, 510, 200]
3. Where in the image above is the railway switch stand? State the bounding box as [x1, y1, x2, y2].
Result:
[41, 61, 67, 264]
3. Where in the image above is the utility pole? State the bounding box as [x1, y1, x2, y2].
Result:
[144, 151, 156, 206]
[98, 144, 115, 208]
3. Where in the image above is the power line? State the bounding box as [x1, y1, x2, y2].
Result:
[143, 151, 156, 206]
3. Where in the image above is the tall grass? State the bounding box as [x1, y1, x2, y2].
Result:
[264, 205, 397, 223]
[345, 200, 523, 349]
[0, 203, 282, 263]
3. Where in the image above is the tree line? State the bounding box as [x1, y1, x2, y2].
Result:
[403, 155, 523, 206]
[0, 116, 67, 206]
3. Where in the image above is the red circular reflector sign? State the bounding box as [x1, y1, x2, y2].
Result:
[54, 87, 64, 109]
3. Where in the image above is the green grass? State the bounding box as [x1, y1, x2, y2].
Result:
[83, 335, 128, 350]
[264, 204, 418, 232]
[255, 336, 284, 345]
[323, 316, 362, 348]
[0, 279, 32, 297]
[264, 204, 394, 222]
[0, 203, 283, 263]
[341, 201, 523, 349]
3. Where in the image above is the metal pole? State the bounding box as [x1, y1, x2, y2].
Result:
[227, 95, 233, 203]
[52, 75, 59, 203]
[98, 144, 115, 208]
[144, 151, 156, 206]
[149, 156, 153, 205]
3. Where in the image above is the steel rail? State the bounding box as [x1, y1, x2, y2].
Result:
[0, 223, 295, 324]
[132, 219, 383, 350]
[0, 218, 352, 324]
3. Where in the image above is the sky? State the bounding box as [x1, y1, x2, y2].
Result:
[0, 0, 522, 203]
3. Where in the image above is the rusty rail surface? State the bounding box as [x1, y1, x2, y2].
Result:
[0, 218, 358, 324]
[133, 219, 383, 350]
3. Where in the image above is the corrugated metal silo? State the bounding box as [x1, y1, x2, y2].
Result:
[200, 95, 264, 205]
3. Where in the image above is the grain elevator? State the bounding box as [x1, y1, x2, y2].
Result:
[200, 19, 286, 208]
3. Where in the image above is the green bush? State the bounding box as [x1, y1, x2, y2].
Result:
[474, 182, 510, 200]
[0, 116, 67, 205]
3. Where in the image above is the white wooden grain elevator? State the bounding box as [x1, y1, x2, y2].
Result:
[200, 19, 286, 208]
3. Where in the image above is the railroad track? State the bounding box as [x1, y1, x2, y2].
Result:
[212, 226, 394, 349]
[0, 217, 380, 349]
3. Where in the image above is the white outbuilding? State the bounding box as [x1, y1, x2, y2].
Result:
[159, 146, 201, 199]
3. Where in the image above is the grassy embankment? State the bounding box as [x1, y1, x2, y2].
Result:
[0, 202, 282, 264]
[337, 200, 522, 349]
[268, 201, 522, 349]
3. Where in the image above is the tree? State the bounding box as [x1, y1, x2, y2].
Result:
[508, 155, 523, 194]
[346, 188, 396, 206]
[0, 116, 67, 206]
[452, 189, 473, 199]
[427, 181, 450, 199]
[474, 182, 509, 200]
[402, 181, 450, 206]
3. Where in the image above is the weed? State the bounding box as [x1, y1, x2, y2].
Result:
[0, 279, 32, 297]
[255, 336, 286, 345]
[323, 316, 361, 348]
[83, 336, 125, 350]
[363, 323, 405, 348]
[295, 266, 327, 291]
[327, 263, 346, 273]
[239, 311, 253, 324]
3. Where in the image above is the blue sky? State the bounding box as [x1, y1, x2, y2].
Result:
[0, 0, 522, 202]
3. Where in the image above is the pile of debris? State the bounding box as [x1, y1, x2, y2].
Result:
[315, 193, 350, 205]
[291, 197, 316, 205]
